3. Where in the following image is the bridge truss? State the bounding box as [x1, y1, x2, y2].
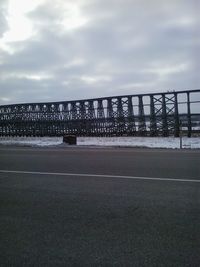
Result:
[0, 89, 199, 137]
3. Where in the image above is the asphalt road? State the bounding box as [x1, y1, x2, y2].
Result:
[0, 146, 200, 266]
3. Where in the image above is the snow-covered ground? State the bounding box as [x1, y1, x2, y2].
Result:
[78, 137, 200, 149]
[0, 136, 199, 149]
[0, 137, 62, 147]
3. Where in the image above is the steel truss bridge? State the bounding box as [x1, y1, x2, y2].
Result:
[0, 89, 200, 137]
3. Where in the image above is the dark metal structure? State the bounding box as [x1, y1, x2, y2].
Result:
[0, 89, 199, 137]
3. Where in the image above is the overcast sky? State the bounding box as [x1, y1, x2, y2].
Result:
[0, 0, 199, 104]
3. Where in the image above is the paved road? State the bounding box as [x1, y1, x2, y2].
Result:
[0, 146, 200, 266]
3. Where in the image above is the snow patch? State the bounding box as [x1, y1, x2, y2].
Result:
[0, 136, 199, 149]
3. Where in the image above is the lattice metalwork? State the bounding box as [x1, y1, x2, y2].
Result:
[0, 89, 199, 137]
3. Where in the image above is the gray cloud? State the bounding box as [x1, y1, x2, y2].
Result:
[0, 0, 199, 104]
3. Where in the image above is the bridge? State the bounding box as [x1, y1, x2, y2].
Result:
[0, 89, 199, 137]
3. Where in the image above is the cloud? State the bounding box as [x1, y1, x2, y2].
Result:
[0, 0, 199, 104]
[0, 0, 8, 38]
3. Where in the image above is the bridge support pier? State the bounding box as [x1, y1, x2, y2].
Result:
[63, 135, 77, 145]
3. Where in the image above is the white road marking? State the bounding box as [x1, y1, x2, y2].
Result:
[0, 170, 199, 183]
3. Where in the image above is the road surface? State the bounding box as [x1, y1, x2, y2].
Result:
[0, 146, 200, 266]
